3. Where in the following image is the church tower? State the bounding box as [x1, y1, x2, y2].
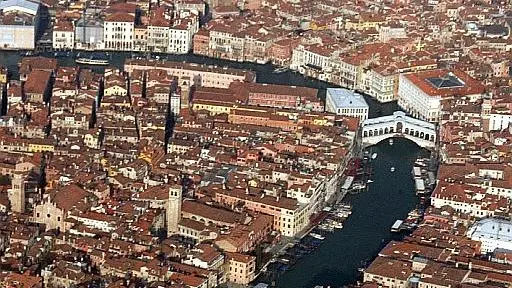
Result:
[167, 184, 182, 235]
[9, 172, 26, 213]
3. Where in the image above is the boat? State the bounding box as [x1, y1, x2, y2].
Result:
[339, 203, 352, 209]
[19, 50, 34, 57]
[341, 176, 354, 192]
[54, 51, 69, 58]
[309, 233, 326, 240]
[371, 153, 378, 159]
[76, 55, 109, 66]
[351, 182, 366, 190]
[389, 139, 394, 145]
[390, 167, 395, 172]
[333, 222, 343, 229]
[318, 224, 334, 232]
[408, 209, 422, 218]
[273, 67, 289, 73]
[367, 179, 374, 184]
[391, 220, 403, 232]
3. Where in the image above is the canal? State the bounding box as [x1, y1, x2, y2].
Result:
[274, 138, 429, 288]
[0, 50, 419, 287]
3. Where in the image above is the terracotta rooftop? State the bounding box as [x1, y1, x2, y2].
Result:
[403, 69, 486, 98]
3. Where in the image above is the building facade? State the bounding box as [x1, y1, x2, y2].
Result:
[0, 0, 40, 49]
[398, 69, 486, 123]
[103, 13, 134, 51]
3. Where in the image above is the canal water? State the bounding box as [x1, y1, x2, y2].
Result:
[274, 138, 429, 288]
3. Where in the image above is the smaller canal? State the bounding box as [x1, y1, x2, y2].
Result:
[274, 138, 430, 288]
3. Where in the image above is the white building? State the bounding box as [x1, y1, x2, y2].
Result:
[468, 218, 512, 253]
[147, 18, 170, 52]
[325, 88, 369, 121]
[170, 92, 181, 115]
[379, 24, 406, 43]
[52, 20, 74, 49]
[365, 67, 396, 103]
[168, 17, 198, 54]
[398, 69, 485, 123]
[103, 12, 134, 51]
[0, 0, 39, 49]
[430, 182, 508, 218]
[291, 44, 332, 74]
[489, 113, 512, 131]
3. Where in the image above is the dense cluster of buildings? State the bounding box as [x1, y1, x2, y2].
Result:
[191, 0, 511, 107]
[0, 0, 512, 287]
[0, 53, 360, 287]
[1, 0, 510, 108]
[361, 45, 512, 288]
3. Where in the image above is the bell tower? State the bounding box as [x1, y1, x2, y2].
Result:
[167, 184, 182, 235]
[9, 172, 26, 213]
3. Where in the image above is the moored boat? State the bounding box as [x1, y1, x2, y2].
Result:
[309, 233, 325, 240]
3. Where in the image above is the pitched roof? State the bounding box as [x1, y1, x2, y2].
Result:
[51, 184, 90, 211]
[105, 12, 134, 23]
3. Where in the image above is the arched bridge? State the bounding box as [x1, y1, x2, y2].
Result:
[361, 111, 437, 149]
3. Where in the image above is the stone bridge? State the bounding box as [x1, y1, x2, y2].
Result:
[361, 111, 437, 149]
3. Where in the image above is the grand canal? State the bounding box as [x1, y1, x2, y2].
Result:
[0, 50, 426, 287]
[275, 138, 428, 288]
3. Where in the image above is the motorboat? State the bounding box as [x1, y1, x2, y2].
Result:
[390, 167, 395, 172]
[76, 55, 109, 66]
[309, 233, 326, 240]
[389, 139, 394, 145]
[273, 67, 289, 73]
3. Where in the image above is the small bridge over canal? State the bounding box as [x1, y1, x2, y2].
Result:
[361, 111, 437, 149]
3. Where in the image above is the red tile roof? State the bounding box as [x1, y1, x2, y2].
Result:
[403, 69, 486, 98]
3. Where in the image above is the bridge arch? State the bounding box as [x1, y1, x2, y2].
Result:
[361, 111, 437, 149]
